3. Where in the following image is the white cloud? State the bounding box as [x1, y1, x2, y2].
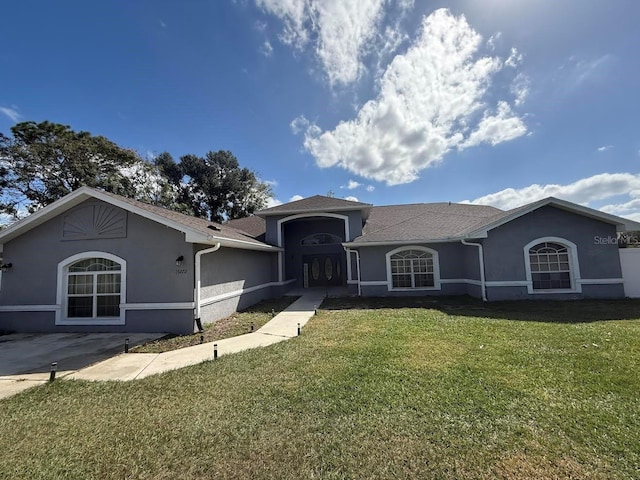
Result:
[290, 115, 310, 134]
[264, 179, 279, 187]
[487, 32, 502, 51]
[600, 198, 640, 222]
[366, 185, 375, 192]
[159, 19, 167, 28]
[461, 101, 527, 148]
[463, 172, 640, 221]
[341, 180, 361, 190]
[561, 54, 613, 89]
[597, 145, 613, 152]
[289, 194, 304, 202]
[301, 9, 527, 185]
[505, 47, 523, 68]
[511, 73, 529, 106]
[260, 40, 274, 56]
[0, 106, 21, 122]
[256, 0, 387, 86]
[345, 196, 359, 202]
[266, 197, 283, 208]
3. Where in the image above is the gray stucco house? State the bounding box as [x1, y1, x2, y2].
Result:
[0, 187, 637, 334]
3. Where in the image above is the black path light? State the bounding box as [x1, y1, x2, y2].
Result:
[213, 343, 218, 360]
[49, 362, 57, 382]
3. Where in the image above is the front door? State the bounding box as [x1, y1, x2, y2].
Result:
[303, 254, 343, 287]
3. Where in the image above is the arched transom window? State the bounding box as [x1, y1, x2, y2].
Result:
[66, 257, 122, 318]
[388, 248, 436, 289]
[301, 233, 342, 246]
[528, 241, 572, 290]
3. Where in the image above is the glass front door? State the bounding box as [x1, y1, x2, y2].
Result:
[302, 254, 343, 287]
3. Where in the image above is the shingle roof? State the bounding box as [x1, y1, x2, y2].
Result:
[224, 215, 266, 242]
[94, 190, 272, 248]
[257, 195, 372, 216]
[350, 202, 503, 244]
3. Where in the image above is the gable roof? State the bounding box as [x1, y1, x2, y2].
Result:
[463, 197, 640, 238]
[345, 197, 640, 246]
[256, 195, 372, 216]
[0, 187, 279, 252]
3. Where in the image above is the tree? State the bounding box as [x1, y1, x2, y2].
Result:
[0, 121, 140, 217]
[0, 121, 271, 223]
[166, 150, 271, 222]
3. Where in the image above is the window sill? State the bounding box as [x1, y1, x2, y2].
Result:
[56, 318, 125, 326]
[528, 289, 580, 294]
[388, 286, 441, 292]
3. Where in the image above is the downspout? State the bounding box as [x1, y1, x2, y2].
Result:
[354, 249, 362, 297]
[344, 247, 363, 296]
[194, 243, 221, 329]
[461, 239, 487, 302]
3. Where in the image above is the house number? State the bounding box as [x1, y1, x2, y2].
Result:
[176, 268, 188, 275]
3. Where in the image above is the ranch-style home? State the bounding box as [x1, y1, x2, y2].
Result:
[0, 187, 637, 334]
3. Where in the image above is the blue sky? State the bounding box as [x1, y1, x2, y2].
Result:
[1, 1, 639, 219]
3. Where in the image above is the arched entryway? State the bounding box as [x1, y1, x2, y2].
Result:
[278, 214, 348, 288]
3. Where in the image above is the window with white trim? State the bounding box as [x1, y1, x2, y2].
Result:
[528, 241, 572, 290]
[66, 257, 122, 318]
[389, 249, 435, 288]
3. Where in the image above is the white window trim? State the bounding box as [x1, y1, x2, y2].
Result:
[385, 246, 441, 292]
[56, 251, 127, 325]
[523, 237, 582, 294]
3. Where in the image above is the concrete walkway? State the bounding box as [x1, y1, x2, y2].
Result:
[0, 293, 324, 400]
[66, 291, 325, 382]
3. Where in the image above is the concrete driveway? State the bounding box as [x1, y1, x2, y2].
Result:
[0, 332, 164, 399]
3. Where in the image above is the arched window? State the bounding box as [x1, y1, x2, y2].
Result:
[57, 252, 126, 325]
[524, 238, 581, 293]
[386, 247, 440, 290]
[301, 233, 342, 246]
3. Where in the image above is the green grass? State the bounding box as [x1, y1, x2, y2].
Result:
[1, 297, 639, 479]
[131, 296, 299, 353]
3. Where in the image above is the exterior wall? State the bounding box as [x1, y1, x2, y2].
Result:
[481, 206, 624, 300]
[356, 242, 480, 297]
[0, 310, 194, 334]
[197, 245, 281, 324]
[0, 199, 195, 334]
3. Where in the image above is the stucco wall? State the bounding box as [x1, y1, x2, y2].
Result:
[0, 199, 195, 333]
[482, 206, 623, 282]
[480, 206, 624, 299]
[356, 242, 480, 296]
[196, 245, 280, 325]
[0, 309, 194, 334]
[197, 246, 277, 300]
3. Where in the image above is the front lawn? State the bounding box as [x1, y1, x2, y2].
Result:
[132, 295, 299, 353]
[1, 298, 639, 479]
